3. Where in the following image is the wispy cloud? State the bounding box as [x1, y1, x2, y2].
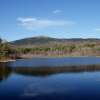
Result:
[17, 17, 75, 30]
[52, 9, 62, 14]
[95, 27, 100, 31]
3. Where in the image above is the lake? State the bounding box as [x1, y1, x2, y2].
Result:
[1, 57, 100, 100]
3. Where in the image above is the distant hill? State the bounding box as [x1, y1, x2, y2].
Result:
[10, 36, 59, 46]
[10, 36, 100, 46]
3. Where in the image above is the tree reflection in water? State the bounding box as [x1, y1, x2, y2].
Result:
[13, 64, 100, 76]
[1, 63, 100, 82]
[0, 63, 12, 82]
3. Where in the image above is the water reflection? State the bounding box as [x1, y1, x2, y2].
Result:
[0, 63, 12, 82]
[13, 64, 100, 76]
[1, 62, 100, 81]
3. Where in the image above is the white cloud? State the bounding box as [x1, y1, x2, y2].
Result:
[52, 9, 62, 14]
[17, 17, 75, 30]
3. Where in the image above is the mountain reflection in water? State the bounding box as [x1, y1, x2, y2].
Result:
[1, 62, 100, 82]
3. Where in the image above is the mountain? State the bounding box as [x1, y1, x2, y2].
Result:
[10, 36, 100, 46]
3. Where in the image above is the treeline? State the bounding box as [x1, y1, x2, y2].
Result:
[16, 42, 100, 57]
[16, 45, 76, 55]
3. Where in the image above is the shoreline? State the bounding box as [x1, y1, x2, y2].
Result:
[1, 55, 100, 63]
[20, 54, 100, 58]
[0, 59, 16, 63]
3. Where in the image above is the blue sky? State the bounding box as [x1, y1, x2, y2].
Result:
[0, 0, 100, 41]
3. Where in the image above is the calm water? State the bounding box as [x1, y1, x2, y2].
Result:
[1, 57, 100, 100]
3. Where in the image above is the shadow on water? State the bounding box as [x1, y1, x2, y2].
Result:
[1, 62, 100, 81]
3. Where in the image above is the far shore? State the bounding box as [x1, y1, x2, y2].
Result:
[0, 54, 100, 63]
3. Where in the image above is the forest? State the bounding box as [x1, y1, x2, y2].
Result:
[1, 37, 100, 61]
